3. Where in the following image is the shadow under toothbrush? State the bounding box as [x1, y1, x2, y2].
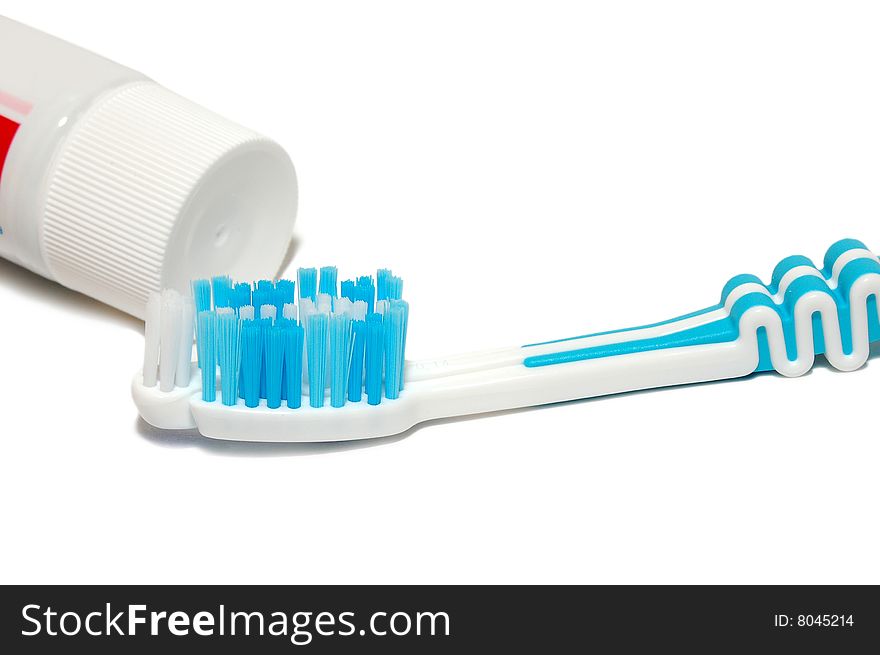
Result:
[134, 343, 880, 456]
[0, 255, 142, 331]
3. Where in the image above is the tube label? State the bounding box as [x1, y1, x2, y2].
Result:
[0, 89, 29, 236]
[0, 88, 30, 180]
[0, 114, 19, 184]
[0, 114, 19, 236]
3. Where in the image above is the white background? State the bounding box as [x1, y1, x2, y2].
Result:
[1, 0, 879, 584]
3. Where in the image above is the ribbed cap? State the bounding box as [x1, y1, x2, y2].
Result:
[42, 81, 297, 318]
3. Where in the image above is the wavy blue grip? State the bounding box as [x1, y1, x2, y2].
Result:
[523, 239, 880, 371]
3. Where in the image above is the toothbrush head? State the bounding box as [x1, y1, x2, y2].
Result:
[133, 267, 411, 441]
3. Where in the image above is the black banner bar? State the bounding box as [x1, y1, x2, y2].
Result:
[1, 585, 877, 653]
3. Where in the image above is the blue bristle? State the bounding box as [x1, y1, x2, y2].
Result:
[383, 300, 409, 399]
[197, 311, 217, 402]
[387, 275, 403, 301]
[275, 279, 296, 310]
[342, 277, 376, 311]
[216, 312, 240, 406]
[274, 316, 291, 401]
[340, 280, 355, 301]
[396, 300, 409, 391]
[297, 267, 317, 301]
[356, 276, 376, 314]
[252, 288, 271, 314]
[377, 269, 391, 301]
[257, 279, 274, 294]
[348, 319, 367, 402]
[376, 269, 403, 302]
[192, 279, 212, 313]
[240, 320, 263, 408]
[282, 320, 304, 409]
[212, 275, 233, 308]
[238, 315, 252, 399]
[232, 282, 251, 309]
[365, 313, 384, 405]
[275, 317, 291, 401]
[279, 334, 288, 402]
[329, 313, 351, 408]
[319, 266, 338, 297]
[265, 326, 285, 409]
[259, 317, 272, 399]
[382, 305, 394, 392]
[306, 313, 328, 408]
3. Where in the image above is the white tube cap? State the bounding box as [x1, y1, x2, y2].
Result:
[41, 81, 297, 319]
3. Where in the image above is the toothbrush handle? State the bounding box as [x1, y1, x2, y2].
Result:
[413, 339, 754, 423]
[406, 304, 726, 382]
[409, 238, 880, 421]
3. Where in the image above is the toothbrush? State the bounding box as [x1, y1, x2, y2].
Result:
[132, 238, 880, 442]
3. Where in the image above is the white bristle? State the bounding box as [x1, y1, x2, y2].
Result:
[333, 297, 353, 317]
[239, 304, 255, 321]
[158, 290, 183, 392]
[282, 302, 297, 321]
[317, 292, 332, 313]
[216, 307, 234, 316]
[299, 298, 315, 322]
[352, 300, 367, 321]
[376, 299, 389, 316]
[175, 296, 194, 387]
[260, 304, 276, 320]
[142, 291, 161, 387]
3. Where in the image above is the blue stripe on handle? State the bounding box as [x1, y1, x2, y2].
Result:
[524, 318, 735, 367]
[523, 303, 721, 348]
